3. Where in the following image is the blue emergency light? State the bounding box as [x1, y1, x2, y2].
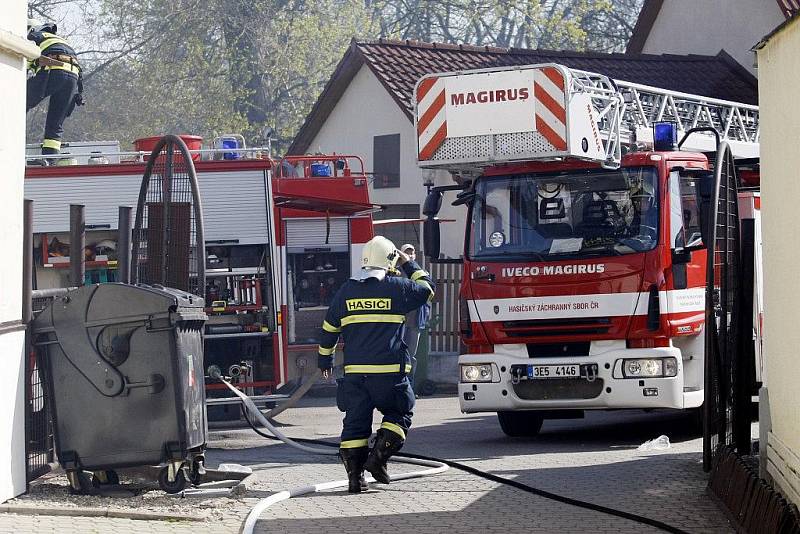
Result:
[653, 122, 678, 151]
[221, 138, 241, 160]
[311, 163, 332, 177]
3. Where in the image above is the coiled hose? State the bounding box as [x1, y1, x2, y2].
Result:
[222, 378, 689, 534]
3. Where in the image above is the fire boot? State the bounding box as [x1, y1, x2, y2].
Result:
[364, 429, 404, 484]
[339, 447, 369, 493]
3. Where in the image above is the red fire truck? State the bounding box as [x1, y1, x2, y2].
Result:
[24, 140, 377, 403]
[415, 64, 762, 436]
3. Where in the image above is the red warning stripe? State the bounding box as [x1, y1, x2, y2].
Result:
[542, 67, 565, 91]
[533, 84, 566, 125]
[417, 77, 438, 103]
[417, 90, 446, 135]
[419, 122, 448, 161]
[536, 116, 567, 151]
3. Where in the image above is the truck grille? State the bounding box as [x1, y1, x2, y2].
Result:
[526, 342, 591, 358]
[501, 318, 611, 337]
[512, 378, 605, 400]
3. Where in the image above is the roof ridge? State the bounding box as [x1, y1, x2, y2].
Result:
[356, 39, 736, 63]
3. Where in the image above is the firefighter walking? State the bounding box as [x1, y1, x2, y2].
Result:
[26, 19, 84, 162]
[317, 236, 435, 493]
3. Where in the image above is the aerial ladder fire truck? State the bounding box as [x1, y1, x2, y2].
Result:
[415, 64, 762, 436]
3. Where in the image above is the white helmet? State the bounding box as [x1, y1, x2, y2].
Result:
[359, 236, 398, 280]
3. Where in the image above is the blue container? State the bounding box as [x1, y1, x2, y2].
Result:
[311, 163, 331, 177]
[222, 138, 241, 160]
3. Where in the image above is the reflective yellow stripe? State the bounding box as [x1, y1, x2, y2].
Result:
[344, 364, 413, 374]
[322, 320, 341, 333]
[41, 139, 61, 150]
[45, 63, 80, 74]
[410, 270, 428, 281]
[340, 438, 369, 449]
[414, 279, 434, 302]
[380, 422, 406, 439]
[40, 35, 68, 51]
[340, 314, 405, 326]
[318, 345, 335, 356]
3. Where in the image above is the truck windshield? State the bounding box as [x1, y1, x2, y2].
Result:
[468, 167, 659, 261]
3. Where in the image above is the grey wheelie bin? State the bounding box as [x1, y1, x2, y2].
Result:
[32, 283, 208, 494]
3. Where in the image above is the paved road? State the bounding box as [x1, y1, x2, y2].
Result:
[1, 395, 733, 533]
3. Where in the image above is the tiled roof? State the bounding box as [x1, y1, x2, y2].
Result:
[777, 0, 800, 18]
[289, 39, 759, 154]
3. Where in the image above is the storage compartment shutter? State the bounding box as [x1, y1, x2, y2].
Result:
[197, 170, 269, 244]
[25, 169, 271, 244]
[285, 218, 349, 247]
[25, 174, 142, 233]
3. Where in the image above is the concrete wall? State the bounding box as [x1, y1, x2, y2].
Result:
[307, 66, 467, 259]
[0, 8, 41, 502]
[640, 0, 783, 74]
[757, 17, 800, 507]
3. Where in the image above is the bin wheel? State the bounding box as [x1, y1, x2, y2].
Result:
[158, 466, 187, 494]
[92, 470, 120, 487]
[67, 470, 94, 495]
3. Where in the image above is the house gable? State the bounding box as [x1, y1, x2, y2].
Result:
[627, 0, 784, 73]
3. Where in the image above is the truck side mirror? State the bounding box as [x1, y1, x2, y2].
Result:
[423, 190, 443, 217]
[423, 217, 440, 260]
[672, 233, 704, 264]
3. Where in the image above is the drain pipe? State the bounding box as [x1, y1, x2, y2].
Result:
[23, 199, 33, 324]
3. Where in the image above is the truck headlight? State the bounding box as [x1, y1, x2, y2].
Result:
[621, 357, 678, 378]
[461, 364, 493, 383]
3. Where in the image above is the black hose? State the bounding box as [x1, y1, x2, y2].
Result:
[239, 407, 689, 534]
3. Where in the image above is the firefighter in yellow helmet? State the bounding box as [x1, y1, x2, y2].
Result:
[26, 19, 84, 163]
[317, 236, 435, 493]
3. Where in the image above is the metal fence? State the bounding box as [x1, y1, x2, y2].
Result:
[426, 260, 463, 354]
[703, 142, 751, 471]
[24, 290, 68, 484]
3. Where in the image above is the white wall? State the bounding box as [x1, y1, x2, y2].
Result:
[641, 0, 783, 74]
[757, 18, 800, 507]
[0, 8, 41, 502]
[307, 66, 467, 259]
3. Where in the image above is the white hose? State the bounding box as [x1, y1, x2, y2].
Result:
[219, 379, 449, 534]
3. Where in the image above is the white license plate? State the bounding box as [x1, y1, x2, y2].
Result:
[527, 364, 581, 379]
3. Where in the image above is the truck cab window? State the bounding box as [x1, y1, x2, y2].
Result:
[468, 166, 659, 261]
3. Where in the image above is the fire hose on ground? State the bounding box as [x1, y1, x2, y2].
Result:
[217, 375, 690, 534]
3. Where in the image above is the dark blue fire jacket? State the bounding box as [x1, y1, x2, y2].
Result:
[317, 260, 435, 374]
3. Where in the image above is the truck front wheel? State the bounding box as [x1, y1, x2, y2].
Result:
[497, 411, 544, 437]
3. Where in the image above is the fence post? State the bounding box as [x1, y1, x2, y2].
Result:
[118, 206, 132, 284]
[69, 204, 85, 287]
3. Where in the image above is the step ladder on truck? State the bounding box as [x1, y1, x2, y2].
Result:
[415, 64, 762, 436]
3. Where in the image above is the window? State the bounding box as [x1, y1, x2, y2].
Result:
[373, 134, 400, 188]
[468, 167, 659, 261]
[373, 204, 420, 251]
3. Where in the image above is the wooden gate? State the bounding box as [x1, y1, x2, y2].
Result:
[425, 260, 463, 354]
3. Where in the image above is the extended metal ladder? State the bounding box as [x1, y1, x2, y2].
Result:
[569, 68, 760, 165]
